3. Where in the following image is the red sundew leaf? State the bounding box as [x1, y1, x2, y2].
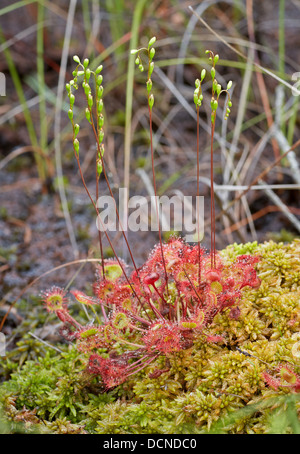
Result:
[182, 244, 206, 264]
[174, 263, 198, 283]
[240, 266, 261, 289]
[204, 290, 218, 308]
[279, 367, 297, 384]
[75, 326, 106, 351]
[263, 365, 300, 393]
[96, 258, 126, 282]
[175, 280, 199, 304]
[204, 269, 222, 283]
[107, 284, 133, 306]
[93, 279, 116, 300]
[146, 238, 185, 275]
[59, 323, 77, 341]
[218, 289, 241, 310]
[56, 309, 78, 328]
[165, 257, 182, 273]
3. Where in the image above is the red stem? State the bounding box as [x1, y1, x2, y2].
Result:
[196, 105, 202, 283]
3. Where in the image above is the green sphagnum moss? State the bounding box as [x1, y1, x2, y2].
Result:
[1, 239, 299, 434]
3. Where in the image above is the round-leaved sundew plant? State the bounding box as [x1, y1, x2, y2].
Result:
[41, 38, 262, 391]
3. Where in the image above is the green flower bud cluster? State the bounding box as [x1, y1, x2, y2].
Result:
[66, 56, 104, 176]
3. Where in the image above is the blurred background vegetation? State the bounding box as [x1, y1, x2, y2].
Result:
[0, 0, 299, 303]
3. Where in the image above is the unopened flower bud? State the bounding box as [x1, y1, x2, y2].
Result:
[73, 138, 79, 155]
[148, 94, 154, 109]
[148, 36, 156, 48]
